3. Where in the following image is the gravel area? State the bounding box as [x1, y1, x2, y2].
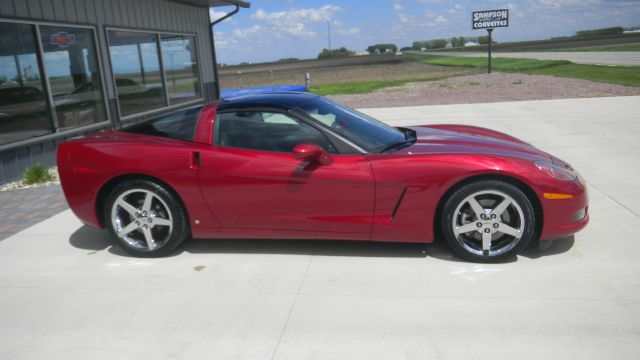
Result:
[329, 72, 640, 108]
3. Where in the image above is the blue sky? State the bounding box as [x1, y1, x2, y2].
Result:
[210, 0, 640, 64]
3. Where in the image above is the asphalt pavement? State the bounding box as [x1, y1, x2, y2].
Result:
[427, 51, 640, 66]
[1, 96, 639, 360]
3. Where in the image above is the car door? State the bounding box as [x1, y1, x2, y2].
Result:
[197, 109, 375, 237]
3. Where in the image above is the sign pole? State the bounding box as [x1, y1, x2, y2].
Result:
[472, 9, 508, 74]
[487, 28, 493, 74]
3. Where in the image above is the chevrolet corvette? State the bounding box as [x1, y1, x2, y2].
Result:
[57, 93, 588, 262]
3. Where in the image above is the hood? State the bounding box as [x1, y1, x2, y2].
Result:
[395, 125, 552, 162]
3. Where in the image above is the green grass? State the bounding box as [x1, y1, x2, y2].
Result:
[308, 75, 456, 95]
[549, 42, 640, 52]
[22, 164, 55, 185]
[413, 54, 570, 71]
[412, 54, 640, 87]
[528, 63, 640, 87]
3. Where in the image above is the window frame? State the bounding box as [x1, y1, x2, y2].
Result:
[0, 17, 110, 143]
[213, 109, 341, 154]
[105, 26, 204, 122]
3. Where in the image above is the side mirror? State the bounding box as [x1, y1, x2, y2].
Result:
[292, 143, 333, 166]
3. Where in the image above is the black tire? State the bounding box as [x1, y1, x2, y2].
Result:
[104, 179, 189, 257]
[441, 180, 536, 262]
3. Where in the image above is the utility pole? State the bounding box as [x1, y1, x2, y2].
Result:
[327, 20, 332, 50]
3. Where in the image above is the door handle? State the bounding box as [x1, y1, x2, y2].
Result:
[190, 151, 200, 170]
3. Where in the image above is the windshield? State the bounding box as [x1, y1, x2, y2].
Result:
[298, 97, 405, 153]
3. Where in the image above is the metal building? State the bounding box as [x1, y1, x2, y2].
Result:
[0, 0, 249, 183]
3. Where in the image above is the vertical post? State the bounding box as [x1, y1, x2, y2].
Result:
[137, 43, 146, 85]
[487, 28, 493, 74]
[305, 72, 310, 91]
[14, 55, 24, 87]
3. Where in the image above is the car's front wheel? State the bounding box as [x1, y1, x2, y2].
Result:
[441, 180, 536, 262]
[105, 179, 189, 257]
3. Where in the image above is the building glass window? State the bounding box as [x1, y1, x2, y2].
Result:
[108, 30, 165, 116]
[0, 22, 52, 145]
[39, 25, 106, 130]
[160, 35, 201, 105]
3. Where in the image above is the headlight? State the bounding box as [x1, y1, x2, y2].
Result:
[535, 161, 577, 181]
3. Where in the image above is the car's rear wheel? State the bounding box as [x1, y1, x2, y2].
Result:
[105, 179, 189, 257]
[441, 180, 536, 262]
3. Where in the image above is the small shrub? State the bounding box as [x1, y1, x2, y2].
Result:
[22, 164, 55, 185]
[513, 79, 523, 85]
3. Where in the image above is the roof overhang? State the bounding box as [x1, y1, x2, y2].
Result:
[173, 0, 251, 8]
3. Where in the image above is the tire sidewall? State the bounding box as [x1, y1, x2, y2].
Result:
[104, 179, 189, 257]
[441, 180, 536, 262]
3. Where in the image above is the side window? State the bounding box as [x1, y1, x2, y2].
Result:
[214, 111, 337, 153]
[124, 105, 202, 141]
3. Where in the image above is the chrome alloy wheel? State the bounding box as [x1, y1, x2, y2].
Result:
[452, 190, 525, 257]
[110, 189, 173, 251]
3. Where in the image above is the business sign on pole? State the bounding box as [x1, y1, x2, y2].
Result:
[472, 9, 509, 74]
[472, 9, 509, 30]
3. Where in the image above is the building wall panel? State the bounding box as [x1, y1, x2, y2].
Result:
[0, 0, 218, 183]
[0, 1, 15, 16]
[13, 0, 28, 17]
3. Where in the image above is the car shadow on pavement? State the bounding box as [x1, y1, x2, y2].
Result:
[69, 225, 574, 262]
[520, 236, 575, 259]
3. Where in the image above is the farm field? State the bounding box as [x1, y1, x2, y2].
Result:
[413, 54, 640, 87]
[549, 42, 640, 52]
[422, 51, 640, 67]
[421, 32, 640, 53]
[218, 54, 481, 90]
[217, 53, 640, 108]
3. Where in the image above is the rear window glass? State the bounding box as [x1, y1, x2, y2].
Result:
[124, 105, 202, 142]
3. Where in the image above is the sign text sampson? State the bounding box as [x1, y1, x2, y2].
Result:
[472, 9, 509, 29]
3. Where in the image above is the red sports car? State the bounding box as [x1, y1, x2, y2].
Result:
[57, 93, 588, 262]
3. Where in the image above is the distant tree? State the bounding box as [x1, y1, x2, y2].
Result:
[412, 41, 428, 50]
[575, 26, 623, 37]
[366, 43, 398, 54]
[278, 58, 299, 62]
[0, 75, 6, 85]
[451, 36, 466, 47]
[318, 47, 355, 59]
[400, 46, 412, 51]
[428, 39, 447, 49]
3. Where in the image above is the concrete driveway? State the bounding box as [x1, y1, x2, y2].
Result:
[1, 96, 639, 360]
[428, 51, 640, 66]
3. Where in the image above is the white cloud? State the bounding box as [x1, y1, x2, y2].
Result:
[533, 0, 600, 9]
[336, 27, 361, 35]
[232, 25, 262, 39]
[393, 0, 414, 24]
[209, 8, 231, 22]
[414, 0, 452, 3]
[251, 5, 342, 38]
